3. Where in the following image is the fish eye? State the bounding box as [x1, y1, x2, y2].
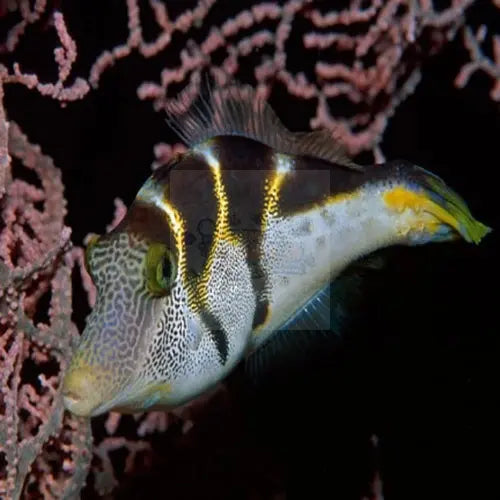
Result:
[145, 243, 177, 296]
[157, 254, 174, 288]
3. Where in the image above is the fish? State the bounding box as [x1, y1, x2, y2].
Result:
[62, 83, 491, 417]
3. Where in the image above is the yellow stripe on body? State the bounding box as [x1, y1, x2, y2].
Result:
[136, 180, 197, 305]
[136, 181, 188, 279]
[193, 142, 242, 307]
[253, 153, 294, 334]
[261, 153, 293, 231]
[195, 143, 240, 246]
[153, 193, 188, 280]
[275, 188, 362, 220]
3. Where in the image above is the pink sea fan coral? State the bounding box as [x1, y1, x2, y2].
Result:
[0, 102, 92, 498]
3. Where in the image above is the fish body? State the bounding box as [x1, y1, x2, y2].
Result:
[62, 85, 490, 417]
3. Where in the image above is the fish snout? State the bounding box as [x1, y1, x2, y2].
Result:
[62, 364, 110, 417]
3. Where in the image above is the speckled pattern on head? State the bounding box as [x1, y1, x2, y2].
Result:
[63, 230, 157, 414]
[82, 231, 149, 370]
[62, 83, 490, 417]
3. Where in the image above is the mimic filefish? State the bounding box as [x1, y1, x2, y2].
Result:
[62, 84, 490, 417]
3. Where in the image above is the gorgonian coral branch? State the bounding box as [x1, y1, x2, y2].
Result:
[456, 23, 500, 100]
[0, 108, 92, 499]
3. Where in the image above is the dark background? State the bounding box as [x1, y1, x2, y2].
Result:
[1, 1, 498, 498]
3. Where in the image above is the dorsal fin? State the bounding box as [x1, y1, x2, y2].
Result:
[165, 81, 362, 171]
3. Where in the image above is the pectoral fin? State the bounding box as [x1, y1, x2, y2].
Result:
[245, 255, 382, 384]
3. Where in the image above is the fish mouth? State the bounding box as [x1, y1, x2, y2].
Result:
[62, 371, 99, 417]
[62, 365, 173, 416]
[383, 174, 492, 244]
[62, 365, 116, 417]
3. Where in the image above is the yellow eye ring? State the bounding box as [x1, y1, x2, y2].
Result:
[84, 234, 100, 279]
[145, 243, 177, 296]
